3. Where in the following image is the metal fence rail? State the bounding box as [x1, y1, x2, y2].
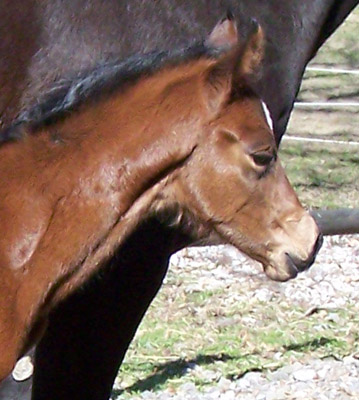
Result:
[312, 209, 359, 235]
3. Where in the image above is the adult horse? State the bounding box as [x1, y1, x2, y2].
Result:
[0, 18, 321, 381]
[0, 1, 357, 399]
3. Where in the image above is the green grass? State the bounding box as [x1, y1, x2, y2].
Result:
[313, 10, 359, 67]
[114, 278, 359, 398]
[280, 143, 359, 209]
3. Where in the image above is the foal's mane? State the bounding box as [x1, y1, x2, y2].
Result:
[0, 42, 226, 145]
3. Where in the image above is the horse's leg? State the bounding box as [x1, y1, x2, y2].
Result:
[31, 218, 189, 400]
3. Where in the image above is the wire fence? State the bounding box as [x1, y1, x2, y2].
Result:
[282, 135, 359, 146]
[294, 66, 359, 109]
[287, 65, 359, 147]
[295, 102, 359, 108]
[306, 66, 359, 75]
[285, 64, 359, 234]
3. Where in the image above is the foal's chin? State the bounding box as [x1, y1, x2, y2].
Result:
[262, 261, 299, 282]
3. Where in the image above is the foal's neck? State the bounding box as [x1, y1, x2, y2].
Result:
[50, 64, 205, 209]
[3, 63, 206, 328]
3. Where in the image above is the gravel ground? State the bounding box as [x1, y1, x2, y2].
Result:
[121, 235, 359, 400]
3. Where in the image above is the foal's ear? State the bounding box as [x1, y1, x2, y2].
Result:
[237, 20, 265, 78]
[202, 18, 265, 115]
[202, 17, 239, 114]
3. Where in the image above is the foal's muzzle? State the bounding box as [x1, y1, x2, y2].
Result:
[285, 232, 323, 276]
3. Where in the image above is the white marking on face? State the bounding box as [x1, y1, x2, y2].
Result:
[261, 101, 273, 131]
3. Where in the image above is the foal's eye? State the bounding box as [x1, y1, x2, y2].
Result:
[251, 150, 275, 167]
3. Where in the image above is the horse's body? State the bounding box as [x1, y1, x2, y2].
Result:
[0, 1, 356, 399]
[0, 19, 320, 381]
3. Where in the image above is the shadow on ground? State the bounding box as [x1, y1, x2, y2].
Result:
[112, 353, 239, 397]
[112, 336, 340, 397]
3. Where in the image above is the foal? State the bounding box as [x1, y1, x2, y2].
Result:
[0, 18, 321, 379]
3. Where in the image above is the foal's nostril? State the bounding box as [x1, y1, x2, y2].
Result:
[285, 233, 323, 274]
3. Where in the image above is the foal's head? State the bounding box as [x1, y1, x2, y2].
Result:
[155, 18, 322, 281]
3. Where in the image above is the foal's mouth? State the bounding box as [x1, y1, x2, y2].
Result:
[263, 233, 323, 282]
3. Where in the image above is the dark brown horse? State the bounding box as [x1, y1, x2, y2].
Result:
[1, 0, 358, 142]
[0, 1, 356, 399]
[0, 18, 321, 382]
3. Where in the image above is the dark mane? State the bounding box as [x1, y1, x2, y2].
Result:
[0, 42, 224, 144]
